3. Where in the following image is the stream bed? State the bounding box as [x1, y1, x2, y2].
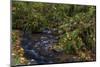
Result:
[21, 28, 61, 64]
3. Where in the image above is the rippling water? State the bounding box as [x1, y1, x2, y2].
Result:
[21, 28, 60, 64]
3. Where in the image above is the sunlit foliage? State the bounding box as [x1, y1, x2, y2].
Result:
[12, 1, 96, 65]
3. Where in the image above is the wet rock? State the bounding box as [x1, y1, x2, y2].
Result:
[42, 40, 49, 44]
[28, 59, 37, 65]
[42, 28, 52, 34]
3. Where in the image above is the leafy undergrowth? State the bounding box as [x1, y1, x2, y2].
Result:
[12, 1, 96, 65]
[11, 30, 28, 65]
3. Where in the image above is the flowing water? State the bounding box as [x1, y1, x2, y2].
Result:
[21, 28, 60, 64]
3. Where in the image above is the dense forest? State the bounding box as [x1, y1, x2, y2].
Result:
[11, 1, 96, 66]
